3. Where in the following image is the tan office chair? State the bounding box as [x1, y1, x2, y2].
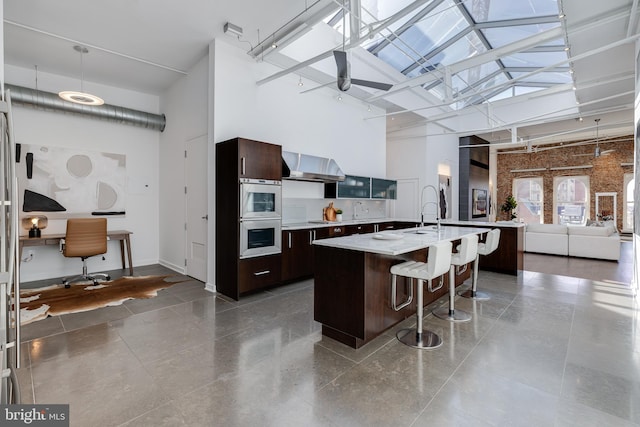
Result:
[61, 218, 111, 288]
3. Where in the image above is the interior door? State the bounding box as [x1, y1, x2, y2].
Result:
[185, 135, 208, 282]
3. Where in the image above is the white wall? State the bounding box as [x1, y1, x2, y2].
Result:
[387, 124, 459, 221]
[211, 39, 387, 177]
[158, 54, 209, 275]
[6, 66, 161, 282]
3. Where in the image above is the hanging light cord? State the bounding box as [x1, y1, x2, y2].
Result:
[80, 47, 85, 93]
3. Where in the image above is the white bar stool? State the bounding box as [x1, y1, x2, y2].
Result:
[432, 234, 478, 323]
[459, 228, 501, 301]
[390, 240, 453, 349]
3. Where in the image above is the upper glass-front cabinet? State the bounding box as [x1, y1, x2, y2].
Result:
[325, 175, 370, 199]
[337, 175, 371, 199]
[371, 178, 397, 199]
[325, 175, 397, 199]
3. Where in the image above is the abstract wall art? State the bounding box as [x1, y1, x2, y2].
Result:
[17, 144, 126, 216]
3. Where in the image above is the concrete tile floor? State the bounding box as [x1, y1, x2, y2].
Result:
[14, 244, 639, 426]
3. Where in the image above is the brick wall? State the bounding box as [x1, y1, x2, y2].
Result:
[496, 136, 634, 230]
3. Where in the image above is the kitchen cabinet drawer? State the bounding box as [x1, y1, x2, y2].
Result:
[345, 223, 375, 235]
[327, 225, 346, 237]
[374, 222, 396, 232]
[314, 227, 331, 240]
[393, 221, 419, 230]
[238, 254, 281, 294]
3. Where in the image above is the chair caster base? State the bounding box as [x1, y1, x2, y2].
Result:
[458, 289, 490, 301]
[396, 328, 443, 349]
[432, 307, 472, 322]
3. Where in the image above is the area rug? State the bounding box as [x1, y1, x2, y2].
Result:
[19, 275, 189, 325]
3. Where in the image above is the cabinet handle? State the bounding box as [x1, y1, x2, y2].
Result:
[309, 230, 313, 243]
[254, 270, 270, 276]
[241, 157, 246, 175]
[288, 232, 292, 248]
[313, 230, 316, 240]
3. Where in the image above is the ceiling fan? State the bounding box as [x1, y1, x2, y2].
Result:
[333, 1, 393, 92]
[572, 119, 615, 158]
[333, 50, 393, 92]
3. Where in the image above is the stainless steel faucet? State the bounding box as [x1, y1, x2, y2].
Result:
[420, 185, 441, 230]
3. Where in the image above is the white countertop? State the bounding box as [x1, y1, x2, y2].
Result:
[283, 218, 525, 230]
[282, 218, 394, 230]
[437, 220, 526, 228]
[312, 225, 490, 256]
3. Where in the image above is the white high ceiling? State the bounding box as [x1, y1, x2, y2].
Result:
[3, 0, 639, 144]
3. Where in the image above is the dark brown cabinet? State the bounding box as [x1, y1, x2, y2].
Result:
[239, 254, 282, 294]
[375, 222, 397, 231]
[235, 137, 282, 180]
[215, 137, 282, 300]
[345, 223, 375, 235]
[281, 229, 315, 282]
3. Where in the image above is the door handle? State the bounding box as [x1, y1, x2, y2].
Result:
[202, 215, 208, 220]
[241, 157, 246, 175]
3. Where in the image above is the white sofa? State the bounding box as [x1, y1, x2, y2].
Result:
[525, 224, 569, 256]
[525, 223, 620, 261]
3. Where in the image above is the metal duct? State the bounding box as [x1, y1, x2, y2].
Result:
[6, 84, 166, 132]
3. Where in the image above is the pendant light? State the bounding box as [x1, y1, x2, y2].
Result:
[58, 45, 104, 106]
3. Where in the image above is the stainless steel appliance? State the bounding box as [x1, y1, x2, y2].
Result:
[239, 218, 282, 258]
[239, 178, 282, 258]
[239, 178, 282, 219]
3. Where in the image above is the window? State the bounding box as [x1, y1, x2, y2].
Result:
[553, 176, 589, 225]
[624, 173, 634, 232]
[513, 177, 543, 224]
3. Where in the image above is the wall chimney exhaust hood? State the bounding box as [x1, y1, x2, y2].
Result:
[282, 151, 345, 182]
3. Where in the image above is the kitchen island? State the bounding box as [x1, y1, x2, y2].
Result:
[313, 226, 488, 348]
[423, 220, 525, 275]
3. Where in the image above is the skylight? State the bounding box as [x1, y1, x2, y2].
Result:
[324, 0, 570, 109]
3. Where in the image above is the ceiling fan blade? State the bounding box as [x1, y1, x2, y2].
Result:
[350, 78, 393, 91]
[333, 50, 348, 78]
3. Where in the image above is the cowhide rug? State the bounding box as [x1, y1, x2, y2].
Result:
[20, 275, 189, 325]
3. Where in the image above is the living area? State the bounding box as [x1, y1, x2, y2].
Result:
[493, 122, 633, 264]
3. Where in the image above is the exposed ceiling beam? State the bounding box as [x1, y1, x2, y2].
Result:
[367, 33, 640, 119]
[368, 5, 634, 102]
[626, 0, 639, 38]
[256, 0, 434, 86]
[366, 26, 564, 101]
